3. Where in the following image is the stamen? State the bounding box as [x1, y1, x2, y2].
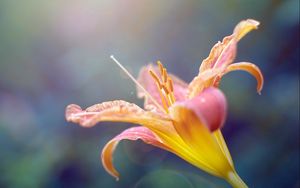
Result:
[149, 70, 169, 111]
[157, 61, 164, 75]
[157, 88, 169, 112]
[162, 68, 167, 83]
[161, 85, 169, 95]
[167, 78, 174, 92]
[149, 61, 177, 109]
[110, 55, 166, 113]
[167, 78, 176, 103]
[149, 70, 161, 86]
[161, 85, 172, 106]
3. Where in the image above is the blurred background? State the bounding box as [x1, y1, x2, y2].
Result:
[0, 0, 299, 187]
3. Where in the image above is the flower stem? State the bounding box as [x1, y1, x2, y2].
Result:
[226, 171, 248, 188]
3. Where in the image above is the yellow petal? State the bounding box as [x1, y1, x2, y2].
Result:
[152, 128, 221, 177]
[169, 104, 233, 177]
[213, 130, 234, 167]
[224, 62, 264, 94]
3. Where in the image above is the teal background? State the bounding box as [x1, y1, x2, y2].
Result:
[0, 0, 299, 187]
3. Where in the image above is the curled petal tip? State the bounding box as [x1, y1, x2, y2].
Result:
[234, 19, 260, 41]
[257, 90, 262, 95]
[256, 78, 264, 95]
[110, 171, 120, 181]
[225, 62, 264, 95]
[101, 127, 167, 181]
[111, 172, 120, 181]
[101, 141, 120, 181]
[246, 19, 260, 27]
[65, 104, 83, 122]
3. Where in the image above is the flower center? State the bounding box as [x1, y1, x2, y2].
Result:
[149, 61, 176, 113]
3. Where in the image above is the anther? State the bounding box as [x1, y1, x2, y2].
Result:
[149, 70, 161, 85]
[162, 68, 168, 83]
[149, 61, 177, 109]
[157, 61, 164, 75]
[161, 85, 170, 95]
[167, 78, 174, 92]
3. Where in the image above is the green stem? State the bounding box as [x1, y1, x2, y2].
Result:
[226, 171, 248, 188]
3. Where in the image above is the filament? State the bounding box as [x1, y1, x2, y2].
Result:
[110, 55, 166, 113]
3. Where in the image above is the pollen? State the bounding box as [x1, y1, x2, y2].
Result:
[149, 61, 176, 112]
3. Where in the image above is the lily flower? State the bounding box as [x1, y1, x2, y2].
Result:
[65, 19, 263, 188]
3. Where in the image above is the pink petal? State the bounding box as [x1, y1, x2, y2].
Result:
[101, 126, 168, 180]
[178, 87, 227, 132]
[137, 64, 188, 112]
[199, 19, 260, 72]
[188, 19, 260, 98]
